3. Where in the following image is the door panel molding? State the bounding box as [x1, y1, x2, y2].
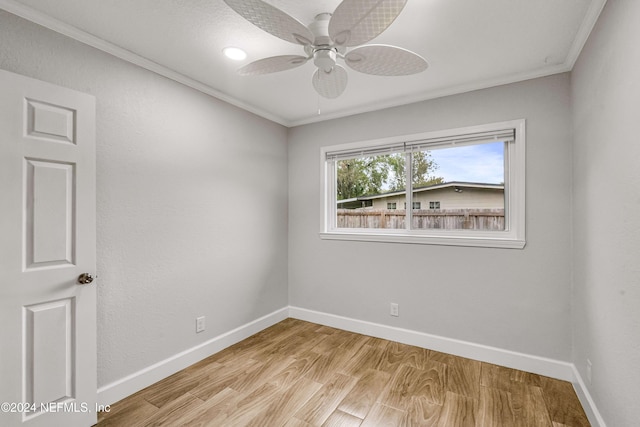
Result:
[23, 298, 76, 420]
[23, 159, 76, 270]
[25, 99, 77, 145]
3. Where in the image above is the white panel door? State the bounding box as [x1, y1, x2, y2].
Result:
[0, 69, 96, 427]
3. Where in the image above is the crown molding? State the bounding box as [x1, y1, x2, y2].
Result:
[1, 0, 607, 128]
[288, 0, 608, 126]
[564, 0, 608, 68]
[0, 0, 289, 127]
[288, 63, 572, 127]
[288, 0, 608, 127]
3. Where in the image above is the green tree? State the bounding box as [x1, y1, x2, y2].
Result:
[411, 151, 444, 188]
[336, 157, 389, 200]
[336, 151, 443, 200]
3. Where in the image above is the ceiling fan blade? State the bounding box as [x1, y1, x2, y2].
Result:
[329, 0, 407, 47]
[224, 0, 314, 46]
[312, 65, 348, 99]
[345, 44, 428, 76]
[238, 55, 309, 76]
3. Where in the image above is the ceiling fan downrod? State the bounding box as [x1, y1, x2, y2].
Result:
[309, 13, 332, 46]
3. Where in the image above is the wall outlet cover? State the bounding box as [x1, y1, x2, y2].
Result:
[196, 316, 206, 333]
[390, 303, 399, 317]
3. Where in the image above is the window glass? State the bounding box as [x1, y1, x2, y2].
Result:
[412, 142, 505, 230]
[336, 154, 405, 229]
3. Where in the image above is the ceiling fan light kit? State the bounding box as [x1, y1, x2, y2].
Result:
[314, 49, 337, 72]
[223, 0, 428, 99]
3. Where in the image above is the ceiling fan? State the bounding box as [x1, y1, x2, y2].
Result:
[223, 0, 428, 99]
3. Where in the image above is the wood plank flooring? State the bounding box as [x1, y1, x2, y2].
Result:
[96, 319, 590, 426]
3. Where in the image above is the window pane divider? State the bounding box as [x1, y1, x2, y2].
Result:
[405, 151, 412, 231]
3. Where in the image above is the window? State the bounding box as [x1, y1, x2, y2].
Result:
[321, 120, 526, 248]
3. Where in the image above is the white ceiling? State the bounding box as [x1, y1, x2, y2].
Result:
[1, 0, 606, 127]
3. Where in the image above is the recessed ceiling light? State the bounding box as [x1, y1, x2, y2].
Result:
[223, 47, 247, 61]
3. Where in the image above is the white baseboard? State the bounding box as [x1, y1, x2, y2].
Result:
[96, 307, 289, 406]
[289, 306, 605, 427]
[96, 305, 605, 427]
[289, 306, 574, 380]
[571, 365, 607, 427]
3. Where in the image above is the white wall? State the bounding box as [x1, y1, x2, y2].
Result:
[289, 74, 573, 361]
[0, 11, 289, 388]
[571, 0, 640, 425]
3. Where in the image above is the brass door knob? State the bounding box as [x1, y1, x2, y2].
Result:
[77, 273, 94, 285]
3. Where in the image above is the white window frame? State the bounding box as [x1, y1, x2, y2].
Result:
[320, 120, 526, 249]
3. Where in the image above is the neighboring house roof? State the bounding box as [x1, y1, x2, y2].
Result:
[351, 181, 504, 202]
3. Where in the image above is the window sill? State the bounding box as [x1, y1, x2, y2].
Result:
[319, 231, 526, 249]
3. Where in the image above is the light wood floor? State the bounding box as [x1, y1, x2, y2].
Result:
[96, 318, 590, 426]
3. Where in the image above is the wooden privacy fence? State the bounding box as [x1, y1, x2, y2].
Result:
[337, 209, 505, 230]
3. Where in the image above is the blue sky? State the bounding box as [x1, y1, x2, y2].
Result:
[428, 141, 504, 184]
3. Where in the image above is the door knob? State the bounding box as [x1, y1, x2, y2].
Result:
[77, 273, 94, 285]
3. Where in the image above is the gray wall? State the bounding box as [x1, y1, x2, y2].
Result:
[0, 11, 289, 388]
[571, 0, 640, 425]
[289, 73, 573, 361]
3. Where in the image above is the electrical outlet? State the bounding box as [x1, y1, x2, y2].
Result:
[196, 316, 205, 333]
[586, 359, 592, 384]
[390, 303, 399, 317]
